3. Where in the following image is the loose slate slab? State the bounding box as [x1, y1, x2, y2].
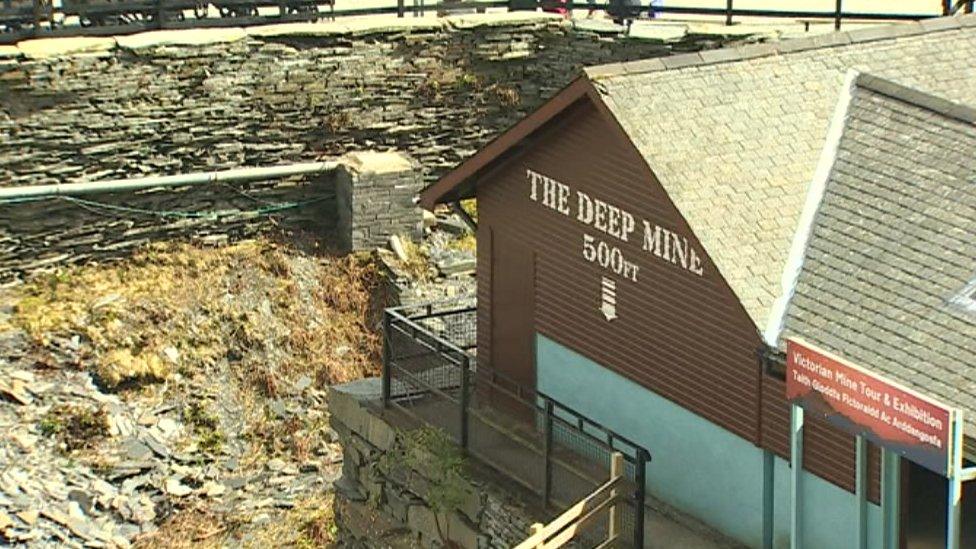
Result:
[116, 28, 248, 50]
[17, 37, 116, 59]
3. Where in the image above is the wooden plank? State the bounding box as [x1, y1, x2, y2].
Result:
[513, 477, 621, 549]
[593, 535, 620, 549]
[543, 494, 622, 548]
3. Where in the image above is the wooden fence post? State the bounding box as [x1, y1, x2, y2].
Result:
[725, 0, 732, 26]
[608, 452, 623, 546]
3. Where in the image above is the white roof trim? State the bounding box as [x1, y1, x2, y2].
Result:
[762, 69, 861, 348]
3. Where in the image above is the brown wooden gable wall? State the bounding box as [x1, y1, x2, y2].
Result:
[476, 97, 762, 443]
[472, 92, 878, 501]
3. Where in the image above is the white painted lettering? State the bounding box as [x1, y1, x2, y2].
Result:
[621, 211, 635, 243]
[541, 175, 558, 210]
[689, 248, 704, 276]
[659, 227, 671, 260]
[577, 190, 593, 224]
[556, 182, 570, 215]
[527, 168, 542, 202]
[593, 199, 608, 233]
[670, 232, 688, 269]
[527, 168, 708, 279]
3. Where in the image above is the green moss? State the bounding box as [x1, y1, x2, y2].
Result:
[39, 404, 110, 453]
[379, 426, 469, 542]
[184, 401, 225, 454]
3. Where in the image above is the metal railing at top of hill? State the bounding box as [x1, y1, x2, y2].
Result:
[381, 298, 652, 547]
[0, 0, 955, 46]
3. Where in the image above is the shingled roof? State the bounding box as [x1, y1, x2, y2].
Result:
[585, 14, 976, 329]
[772, 72, 976, 434]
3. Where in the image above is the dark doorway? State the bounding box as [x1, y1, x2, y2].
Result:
[904, 461, 947, 549]
[903, 460, 976, 548]
[487, 229, 536, 420]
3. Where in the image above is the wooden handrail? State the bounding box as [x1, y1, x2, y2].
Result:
[515, 452, 627, 549]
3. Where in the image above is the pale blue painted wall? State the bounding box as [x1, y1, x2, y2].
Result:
[771, 457, 883, 549]
[535, 334, 883, 548]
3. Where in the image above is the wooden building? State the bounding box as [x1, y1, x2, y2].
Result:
[419, 13, 976, 548]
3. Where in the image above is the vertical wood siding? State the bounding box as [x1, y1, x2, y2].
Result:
[477, 98, 762, 443]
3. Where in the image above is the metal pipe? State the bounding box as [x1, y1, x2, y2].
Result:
[881, 449, 901, 549]
[790, 404, 804, 549]
[450, 201, 478, 232]
[947, 411, 965, 549]
[0, 161, 340, 201]
[762, 449, 774, 549]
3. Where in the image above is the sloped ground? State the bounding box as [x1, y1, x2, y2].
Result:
[0, 238, 390, 547]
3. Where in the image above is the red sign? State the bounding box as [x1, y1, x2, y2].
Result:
[786, 338, 955, 476]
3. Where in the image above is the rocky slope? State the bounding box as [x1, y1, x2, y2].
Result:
[0, 239, 387, 547]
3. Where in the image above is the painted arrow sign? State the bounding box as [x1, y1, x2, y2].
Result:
[600, 276, 617, 321]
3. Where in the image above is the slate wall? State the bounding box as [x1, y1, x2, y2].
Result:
[328, 378, 539, 549]
[0, 16, 734, 189]
[0, 15, 749, 278]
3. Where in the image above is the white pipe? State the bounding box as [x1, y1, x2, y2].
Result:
[0, 161, 341, 201]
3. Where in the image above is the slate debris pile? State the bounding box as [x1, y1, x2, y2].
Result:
[0, 239, 387, 547]
[379, 207, 476, 305]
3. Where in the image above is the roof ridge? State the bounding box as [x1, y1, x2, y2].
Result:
[855, 72, 976, 125]
[585, 13, 976, 80]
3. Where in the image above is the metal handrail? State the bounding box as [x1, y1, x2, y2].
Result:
[382, 301, 651, 546]
[0, 0, 949, 45]
[386, 300, 649, 460]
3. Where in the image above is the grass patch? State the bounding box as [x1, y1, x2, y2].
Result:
[133, 506, 239, 549]
[445, 234, 476, 253]
[243, 494, 337, 549]
[183, 401, 225, 455]
[459, 199, 477, 222]
[39, 404, 110, 453]
[11, 239, 387, 393]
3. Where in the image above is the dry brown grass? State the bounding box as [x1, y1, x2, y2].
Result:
[394, 236, 435, 282]
[132, 494, 337, 549]
[242, 493, 337, 549]
[132, 505, 239, 549]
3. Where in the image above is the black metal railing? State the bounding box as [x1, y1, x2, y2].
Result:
[382, 298, 651, 547]
[1, 0, 949, 46]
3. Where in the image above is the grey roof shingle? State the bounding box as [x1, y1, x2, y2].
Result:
[779, 74, 976, 432]
[586, 13, 976, 329]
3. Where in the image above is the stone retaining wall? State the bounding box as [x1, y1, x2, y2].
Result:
[329, 378, 541, 548]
